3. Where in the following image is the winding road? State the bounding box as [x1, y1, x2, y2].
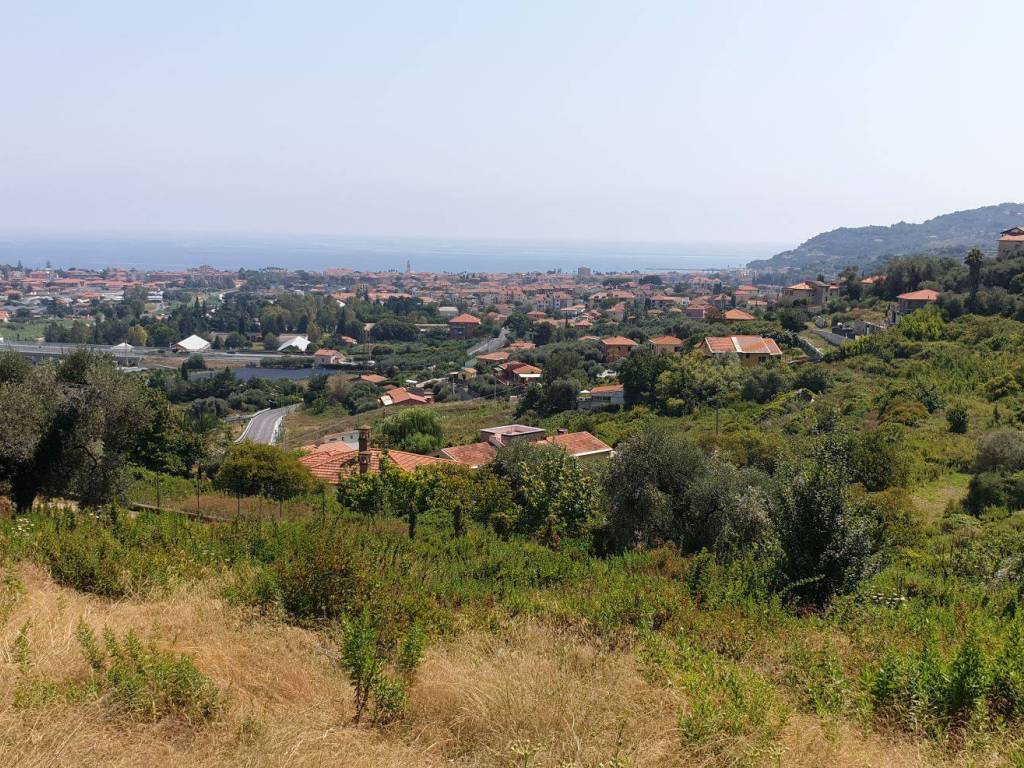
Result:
[236, 406, 293, 445]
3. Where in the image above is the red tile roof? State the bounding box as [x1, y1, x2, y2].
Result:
[648, 335, 683, 346]
[704, 335, 782, 356]
[601, 336, 638, 347]
[590, 383, 624, 394]
[438, 442, 497, 468]
[299, 444, 450, 484]
[896, 289, 940, 301]
[449, 313, 481, 325]
[546, 431, 613, 457]
[724, 308, 755, 321]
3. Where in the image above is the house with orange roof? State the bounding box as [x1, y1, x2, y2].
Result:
[646, 335, 684, 354]
[495, 360, 543, 385]
[724, 308, 755, 322]
[896, 289, 939, 314]
[448, 312, 482, 338]
[601, 336, 638, 362]
[580, 383, 625, 408]
[703, 335, 783, 365]
[300, 426, 451, 484]
[313, 348, 344, 366]
[379, 387, 432, 408]
[999, 227, 1024, 259]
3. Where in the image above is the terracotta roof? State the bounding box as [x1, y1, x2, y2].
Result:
[357, 373, 387, 384]
[724, 308, 755, 321]
[590, 384, 624, 394]
[314, 348, 340, 357]
[897, 289, 940, 301]
[546, 431, 613, 457]
[299, 444, 450, 484]
[601, 336, 638, 347]
[449, 313, 481, 325]
[648, 335, 683, 345]
[476, 350, 510, 362]
[438, 442, 497, 468]
[381, 387, 430, 406]
[704, 335, 782, 356]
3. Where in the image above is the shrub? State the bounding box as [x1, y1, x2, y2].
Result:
[767, 438, 879, 607]
[947, 402, 969, 434]
[15, 621, 220, 724]
[76, 623, 221, 723]
[645, 634, 788, 765]
[867, 630, 1024, 734]
[975, 429, 1024, 473]
[337, 607, 426, 725]
[793, 365, 830, 394]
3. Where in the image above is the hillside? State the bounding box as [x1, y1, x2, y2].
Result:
[748, 202, 1024, 274]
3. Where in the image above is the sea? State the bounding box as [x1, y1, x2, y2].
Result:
[0, 233, 786, 274]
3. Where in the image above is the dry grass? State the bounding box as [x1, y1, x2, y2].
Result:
[0, 564, 993, 768]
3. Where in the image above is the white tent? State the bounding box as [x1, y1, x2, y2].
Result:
[277, 334, 311, 352]
[173, 334, 211, 353]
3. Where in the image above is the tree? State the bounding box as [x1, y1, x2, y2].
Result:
[965, 247, 984, 299]
[767, 437, 879, 607]
[619, 348, 673, 407]
[214, 443, 316, 500]
[0, 352, 157, 513]
[778, 308, 809, 332]
[126, 325, 148, 346]
[377, 408, 443, 454]
[603, 427, 706, 550]
[0, 350, 32, 385]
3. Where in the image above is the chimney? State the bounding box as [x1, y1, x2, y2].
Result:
[358, 425, 371, 475]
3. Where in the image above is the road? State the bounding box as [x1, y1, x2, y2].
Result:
[236, 406, 293, 445]
[0, 340, 297, 364]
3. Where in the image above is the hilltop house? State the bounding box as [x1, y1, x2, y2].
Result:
[999, 227, 1024, 259]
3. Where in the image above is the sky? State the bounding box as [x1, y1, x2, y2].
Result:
[1, 0, 1022, 247]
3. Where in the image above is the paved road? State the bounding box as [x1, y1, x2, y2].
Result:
[236, 406, 293, 445]
[0, 340, 296, 364]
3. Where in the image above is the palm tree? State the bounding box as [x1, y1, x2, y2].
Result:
[965, 248, 984, 298]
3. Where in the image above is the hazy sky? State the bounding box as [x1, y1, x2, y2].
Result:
[2, 0, 1021, 246]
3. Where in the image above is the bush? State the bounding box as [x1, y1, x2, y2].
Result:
[868, 630, 1024, 734]
[377, 408, 443, 454]
[946, 402, 969, 434]
[645, 634, 789, 765]
[337, 607, 426, 725]
[15, 621, 220, 724]
[767, 438, 879, 607]
[975, 429, 1024, 473]
[75, 622, 221, 723]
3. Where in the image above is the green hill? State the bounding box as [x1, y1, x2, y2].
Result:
[749, 202, 1024, 275]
